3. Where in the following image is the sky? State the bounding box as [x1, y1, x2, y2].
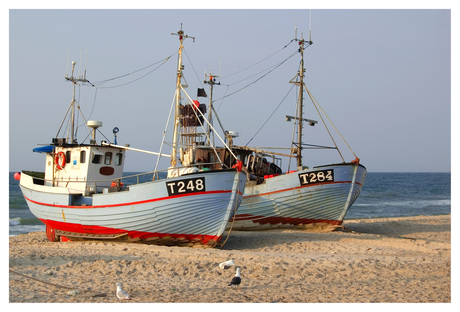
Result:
[7, 7, 452, 173]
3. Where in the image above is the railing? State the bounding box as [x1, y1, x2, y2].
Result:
[22, 163, 229, 195]
[22, 169, 169, 195]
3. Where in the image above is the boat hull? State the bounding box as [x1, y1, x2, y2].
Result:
[19, 169, 246, 247]
[229, 163, 366, 231]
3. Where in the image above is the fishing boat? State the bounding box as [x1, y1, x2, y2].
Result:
[186, 32, 366, 231]
[15, 27, 247, 247]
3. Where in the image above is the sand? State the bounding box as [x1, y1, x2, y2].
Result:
[9, 215, 451, 303]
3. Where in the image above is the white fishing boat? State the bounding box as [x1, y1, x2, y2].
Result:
[16, 27, 247, 247]
[186, 31, 366, 231]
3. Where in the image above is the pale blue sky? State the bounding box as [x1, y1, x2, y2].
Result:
[8, 8, 452, 172]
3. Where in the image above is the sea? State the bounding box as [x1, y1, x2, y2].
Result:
[8, 172, 451, 237]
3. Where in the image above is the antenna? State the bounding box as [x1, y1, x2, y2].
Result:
[209, 50, 212, 74]
[219, 57, 222, 77]
[84, 46, 89, 79]
[66, 47, 70, 78]
[295, 13, 298, 40]
[79, 48, 83, 78]
[309, 9, 312, 43]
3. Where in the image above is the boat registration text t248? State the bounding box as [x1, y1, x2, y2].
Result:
[166, 177, 206, 196]
[298, 170, 334, 186]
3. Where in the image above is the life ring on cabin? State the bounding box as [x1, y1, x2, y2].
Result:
[111, 181, 124, 188]
[55, 151, 66, 170]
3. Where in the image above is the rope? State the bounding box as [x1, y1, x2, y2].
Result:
[305, 85, 345, 162]
[183, 47, 204, 89]
[95, 55, 173, 89]
[245, 84, 295, 147]
[91, 53, 176, 86]
[9, 269, 109, 298]
[181, 86, 238, 163]
[154, 89, 178, 173]
[218, 168, 245, 248]
[305, 84, 357, 160]
[213, 50, 298, 102]
[215, 84, 230, 113]
[220, 39, 294, 80]
[9, 269, 76, 290]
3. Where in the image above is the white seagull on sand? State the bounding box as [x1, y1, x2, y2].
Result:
[116, 283, 132, 300]
[228, 268, 241, 286]
[219, 259, 235, 269]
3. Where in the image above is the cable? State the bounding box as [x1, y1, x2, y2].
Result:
[220, 39, 294, 80]
[9, 269, 75, 290]
[91, 53, 176, 86]
[214, 50, 298, 102]
[244, 84, 295, 146]
[183, 47, 204, 89]
[95, 55, 173, 89]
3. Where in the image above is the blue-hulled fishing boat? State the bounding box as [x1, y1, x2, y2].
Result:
[16, 27, 246, 247]
[188, 31, 366, 231]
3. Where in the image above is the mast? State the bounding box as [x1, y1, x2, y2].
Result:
[289, 33, 313, 168]
[204, 71, 220, 146]
[297, 36, 305, 167]
[64, 61, 89, 144]
[171, 25, 195, 167]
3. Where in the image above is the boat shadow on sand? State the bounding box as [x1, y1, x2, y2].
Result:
[220, 215, 450, 250]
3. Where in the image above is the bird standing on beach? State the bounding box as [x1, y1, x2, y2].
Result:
[228, 268, 241, 286]
[116, 283, 132, 300]
[219, 259, 235, 269]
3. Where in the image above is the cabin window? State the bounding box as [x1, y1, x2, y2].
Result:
[92, 154, 101, 164]
[65, 151, 71, 164]
[80, 151, 86, 164]
[115, 153, 123, 166]
[104, 152, 112, 165]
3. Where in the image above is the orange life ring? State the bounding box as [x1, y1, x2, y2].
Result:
[55, 151, 66, 170]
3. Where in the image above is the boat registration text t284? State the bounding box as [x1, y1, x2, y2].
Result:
[166, 177, 206, 196]
[298, 170, 334, 186]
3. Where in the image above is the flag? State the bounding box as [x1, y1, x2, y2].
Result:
[197, 88, 207, 97]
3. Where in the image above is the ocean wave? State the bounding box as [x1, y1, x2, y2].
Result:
[353, 199, 451, 208]
[9, 224, 46, 236]
[9, 218, 21, 226]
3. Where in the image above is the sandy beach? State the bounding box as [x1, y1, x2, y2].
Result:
[9, 214, 451, 303]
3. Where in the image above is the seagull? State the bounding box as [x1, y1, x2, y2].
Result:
[116, 283, 132, 300]
[228, 268, 241, 287]
[219, 259, 235, 269]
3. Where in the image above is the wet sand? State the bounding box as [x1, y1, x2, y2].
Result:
[9, 214, 451, 303]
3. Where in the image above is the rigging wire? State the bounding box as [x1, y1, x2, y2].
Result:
[220, 39, 294, 80]
[183, 47, 205, 89]
[86, 88, 98, 122]
[211, 41, 297, 115]
[215, 84, 230, 113]
[181, 85, 237, 163]
[244, 84, 295, 147]
[224, 61, 285, 86]
[153, 89, 178, 174]
[213, 50, 298, 102]
[91, 53, 176, 86]
[94, 55, 174, 89]
[66, 54, 173, 142]
[305, 85, 355, 161]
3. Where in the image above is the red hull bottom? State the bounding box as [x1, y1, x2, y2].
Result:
[41, 219, 222, 247]
[231, 214, 343, 231]
[234, 213, 343, 225]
